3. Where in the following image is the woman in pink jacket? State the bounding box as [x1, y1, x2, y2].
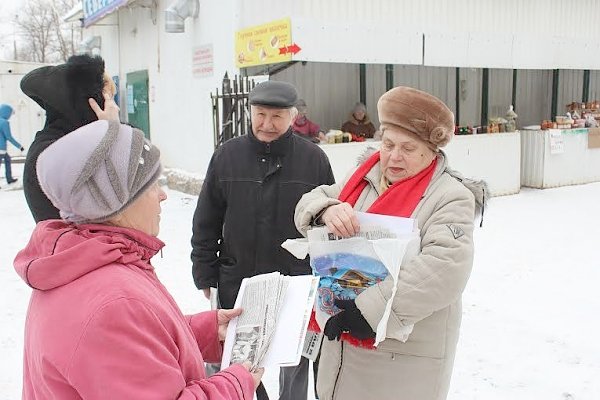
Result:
[14, 118, 262, 399]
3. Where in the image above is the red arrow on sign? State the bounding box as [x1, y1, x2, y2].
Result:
[286, 43, 301, 54]
[278, 43, 302, 55]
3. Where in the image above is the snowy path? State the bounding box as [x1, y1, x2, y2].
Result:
[1, 177, 599, 399]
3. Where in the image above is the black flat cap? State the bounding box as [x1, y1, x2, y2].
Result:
[248, 81, 298, 108]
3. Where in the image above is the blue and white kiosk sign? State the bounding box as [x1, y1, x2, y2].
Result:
[83, 0, 128, 27]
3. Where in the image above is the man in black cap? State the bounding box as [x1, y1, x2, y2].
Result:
[191, 80, 334, 400]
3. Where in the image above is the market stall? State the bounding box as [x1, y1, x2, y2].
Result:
[445, 131, 521, 196]
[521, 128, 600, 188]
[320, 131, 521, 196]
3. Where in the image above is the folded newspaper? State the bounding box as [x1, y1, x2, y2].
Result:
[282, 211, 421, 347]
[220, 272, 319, 370]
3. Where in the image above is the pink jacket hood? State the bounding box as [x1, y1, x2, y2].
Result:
[14, 220, 164, 290]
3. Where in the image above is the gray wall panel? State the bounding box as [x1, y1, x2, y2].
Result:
[393, 65, 454, 105]
[263, 62, 592, 133]
[458, 68, 482, 126]
[488, 69, 513, 121]
[515, 70, 552, 127]
[392, 65, 456, 121]
[558, 70, 584, 114]
[589, 70, 600, 102]
[365, 64, 386, 128]
[272, 62, 360, 132]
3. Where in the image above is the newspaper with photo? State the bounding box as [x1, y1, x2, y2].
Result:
[221, 272, 319, 370]
[283, 211, 421, 346]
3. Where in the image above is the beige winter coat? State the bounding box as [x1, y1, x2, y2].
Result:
[295, 151, 487, 400]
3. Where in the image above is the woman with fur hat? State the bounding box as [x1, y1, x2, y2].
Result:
[14, 120, 262, 399]
[20, 54, 119, 222]
[340, 102, 376, 138]
[295, 87, 488, 400]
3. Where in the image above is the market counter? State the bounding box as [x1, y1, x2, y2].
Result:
[319, 141, 378, 183]
[521, 128, 600, 188]
[320, 131, 521, 197]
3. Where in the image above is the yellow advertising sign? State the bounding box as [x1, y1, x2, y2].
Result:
[235, 18, 292, 68]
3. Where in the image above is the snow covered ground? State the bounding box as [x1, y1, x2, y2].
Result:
[1, 164, 599, 400]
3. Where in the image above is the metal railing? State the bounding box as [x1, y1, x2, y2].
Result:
[211, 73, 257, 148]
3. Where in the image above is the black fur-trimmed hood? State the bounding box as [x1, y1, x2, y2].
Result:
[20, 55, 106, 132]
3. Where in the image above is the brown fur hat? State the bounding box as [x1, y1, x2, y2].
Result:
[377, 86, 454, 149]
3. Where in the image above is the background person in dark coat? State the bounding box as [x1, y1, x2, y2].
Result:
[191, 81, 335, 400]
[20, 55, 117, 222]
[341, 102, 376, 138]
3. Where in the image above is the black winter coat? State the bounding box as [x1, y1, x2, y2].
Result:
[20, 55, 106, 222]
[191, 129, 335, 308]
[23, 118, 76, 221]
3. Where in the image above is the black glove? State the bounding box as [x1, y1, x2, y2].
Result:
[20, 147, 25, 152]
[323, 299, 375, 341]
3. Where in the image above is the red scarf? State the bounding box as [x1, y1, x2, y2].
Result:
[309, 151, 437, 348]
[339, 151, 437, 216]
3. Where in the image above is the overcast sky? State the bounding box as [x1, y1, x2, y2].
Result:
[0, 0, 26, 60]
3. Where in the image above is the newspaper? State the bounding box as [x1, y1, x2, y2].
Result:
[221, 272, 319, 370]
[307, 211, 417, 242]
[282, 211, 420, 346]
[307, 224, 397, 241]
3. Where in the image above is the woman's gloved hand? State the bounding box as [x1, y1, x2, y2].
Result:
[323, 299, 375, 341]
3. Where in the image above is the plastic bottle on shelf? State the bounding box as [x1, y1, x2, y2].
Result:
[505, 105, 518, 132]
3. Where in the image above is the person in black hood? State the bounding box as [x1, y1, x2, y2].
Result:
[20, 54, 118, 222]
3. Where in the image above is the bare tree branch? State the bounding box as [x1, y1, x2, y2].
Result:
[14, 0, 80, 63]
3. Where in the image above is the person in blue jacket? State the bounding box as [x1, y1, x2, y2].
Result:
[0, 104, 24, 186]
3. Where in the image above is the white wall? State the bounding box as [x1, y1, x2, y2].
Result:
[85, 13, 120, 77]
[237, 0, 600, 69]
[93, 0, 240, 175]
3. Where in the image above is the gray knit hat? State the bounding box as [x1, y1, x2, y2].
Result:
[36, 120, 162, 223]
